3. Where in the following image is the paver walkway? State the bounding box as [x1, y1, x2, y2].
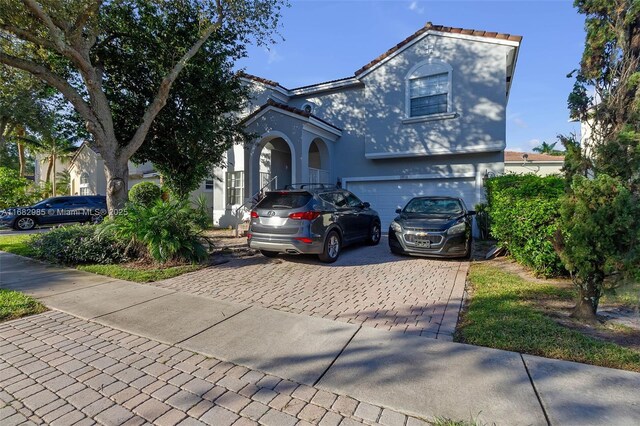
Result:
[149, 240, 467, 339]
[0, 311, 422, 426]
[2, 251, 640, 426]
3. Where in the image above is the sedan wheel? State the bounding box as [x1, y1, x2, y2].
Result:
[16, 216, 36, 231]
[319, 231, 341, 263]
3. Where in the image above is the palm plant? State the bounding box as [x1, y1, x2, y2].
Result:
[532, 141, 563, 156]
[26, 135, 76, 195]
[56, 170, 71, 196]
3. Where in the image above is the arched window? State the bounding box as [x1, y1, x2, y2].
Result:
[406, 60, 452, 118]
[79, 173, 90, 195]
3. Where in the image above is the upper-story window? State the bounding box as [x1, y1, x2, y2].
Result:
[406, 60, 453, 119]
[79, 173, 91, 196]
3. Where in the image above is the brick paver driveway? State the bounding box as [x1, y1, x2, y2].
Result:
[0, 311, 429, 426]
[151, 238, 468, 339]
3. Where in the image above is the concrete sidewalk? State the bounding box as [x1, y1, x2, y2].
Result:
[2, 251, 640, 425]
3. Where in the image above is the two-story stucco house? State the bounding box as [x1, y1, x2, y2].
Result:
[65, 22, 522, 228]
[214, 22, 522, 228]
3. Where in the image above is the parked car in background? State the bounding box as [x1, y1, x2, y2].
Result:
[0, 196, 107, 231]
[389, 196, 474, 258]
[248, 184, 381, 263]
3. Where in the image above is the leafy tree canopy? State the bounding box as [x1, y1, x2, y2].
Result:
[568, 0, 640, 189]
[94, 0, 250, 196]
[0, 0, 286, 213]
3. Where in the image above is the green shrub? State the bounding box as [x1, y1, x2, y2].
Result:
[129, 182, 162, 207]
[485, 174, 566, 276]
[189, 194, 211, 229]
[99, 199, 207, 263]
[29, 224, 129, 265]
[557, 175, 640, 318]
[0, 167, 38, 208]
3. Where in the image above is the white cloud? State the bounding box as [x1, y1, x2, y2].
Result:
[513, 117, 527, 128]
[265, 48, 283, 65]
[527, 138, 541, 148]
[508, 113, 528, 129]
[409, 1, 425, 14]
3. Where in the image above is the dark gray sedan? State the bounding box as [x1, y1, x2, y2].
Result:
[388, 196, 474, 258]
[248, 185, 381, 263]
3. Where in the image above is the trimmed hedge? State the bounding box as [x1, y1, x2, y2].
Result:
[486, 174, 566, 277]
[129, 182, 162, 207]
[29, 225, 129, 265]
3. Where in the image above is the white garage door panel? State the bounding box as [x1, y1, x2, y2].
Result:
[347, 178, 477, 229]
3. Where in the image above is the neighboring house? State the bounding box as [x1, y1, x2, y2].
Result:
[504, 151, 565, 176]
[34, 151, 77, 187]
[66, 143, 215, 218]
[68, 22, 522, 228]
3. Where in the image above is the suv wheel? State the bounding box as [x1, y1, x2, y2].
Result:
[14, 216, 36, 231]
[367, 221, 381, 245]
[319, 230, 341, 263]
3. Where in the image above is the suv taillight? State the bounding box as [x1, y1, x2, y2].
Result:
[250, 211, 259, 218]
[288, 211, 321, 221]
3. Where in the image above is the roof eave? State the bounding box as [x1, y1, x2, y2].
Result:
[355, 29, 522, 79]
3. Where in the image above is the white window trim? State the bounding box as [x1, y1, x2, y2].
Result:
[79, 173, 91, 195]
[404, 60, 455, 122]
[226, 171, 244, 206]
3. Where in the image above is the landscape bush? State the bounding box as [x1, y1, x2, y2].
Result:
[99, 198, 207, 263]
[0, 167, 41, 209]
[29, 224, 129, 265]
[485, 174, 566, 277]
[128, 182, 162, 207]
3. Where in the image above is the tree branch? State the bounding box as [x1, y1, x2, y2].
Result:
[0, 51, 104, 142]
[22, 0, 94, 74]
[123, 21, 222, 158]
[70, 0, 103, 49]
[0, 24, 58, 51]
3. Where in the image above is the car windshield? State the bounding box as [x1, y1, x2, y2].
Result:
[403, 198, 463, 215]
[258, 192, 312, 209]
[33, 198, 54, 207]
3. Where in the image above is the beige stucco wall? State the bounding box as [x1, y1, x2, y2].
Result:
[69, 146, 106, 196]
[504, 161, 564, 176]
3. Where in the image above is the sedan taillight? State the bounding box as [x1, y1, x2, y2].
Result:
[250, 211, 259, 218]
[288, 211, 321, 221]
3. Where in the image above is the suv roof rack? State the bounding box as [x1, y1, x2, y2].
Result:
[283, 183, 338, 190]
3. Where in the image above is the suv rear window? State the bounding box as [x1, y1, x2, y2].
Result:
[258, 192, 312, 209]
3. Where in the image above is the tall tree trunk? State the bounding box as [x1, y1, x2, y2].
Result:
[571, 274, 603, 321]
[52, 153, 56, 196]
[46, 158, 53, 183]
[103, 155, 129, 217]
[17, 143, 26, 176]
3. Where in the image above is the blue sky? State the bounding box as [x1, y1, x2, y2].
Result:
[236, 0, 586, 152]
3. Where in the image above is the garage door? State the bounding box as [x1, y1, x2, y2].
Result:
[346, 177, 477, 229]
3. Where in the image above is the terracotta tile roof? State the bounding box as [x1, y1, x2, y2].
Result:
[504, 151, 565, 162]
[238, 72, 288, 90]
[355, 22, 523, 76]
[245, 99, 342, 131]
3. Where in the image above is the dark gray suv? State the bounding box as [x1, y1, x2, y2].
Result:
[248, 184, 381, 263]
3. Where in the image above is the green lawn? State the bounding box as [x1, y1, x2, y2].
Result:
[0, 233, 35, 256]
[0, 234, 201, 283]
[0, 289, 47, 322]
[77, 264, 202, 283]
[602, 280, 640, 306]
[457, 263, 640, 372]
